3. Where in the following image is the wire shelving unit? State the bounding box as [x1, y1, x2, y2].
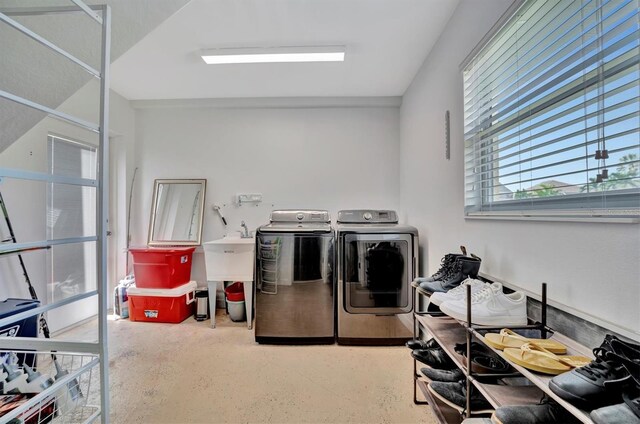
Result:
[0, 2, 111, 422]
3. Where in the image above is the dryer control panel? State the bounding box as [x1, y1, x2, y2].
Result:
[337, 210, 398, 224]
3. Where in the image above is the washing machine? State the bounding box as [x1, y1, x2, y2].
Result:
[336, 210, 417, 345]
[255, 210, 335, 344]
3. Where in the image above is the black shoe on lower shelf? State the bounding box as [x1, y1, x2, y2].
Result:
[428, 380, 493, 414]
[455, 342, 512, 375]
[491, 396, 581, 424]
[549, 335, 636, 410]
[406, 337, 439, 350]
[411, 347, 457, 370]
[420, 367, 465, 382]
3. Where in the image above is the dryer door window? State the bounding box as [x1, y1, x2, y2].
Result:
[343, 233, 413, 314]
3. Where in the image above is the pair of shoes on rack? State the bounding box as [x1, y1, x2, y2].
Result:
[484, 328, 567, 354]
[406, 337, 439, 350]
[502, 342, 590, 375]
[453, 342, 512, 375]
[439, 282, 527, 327]
[430, 278, 488, 307]
[413, 246, 482, 293]
[421, 367, 465, 382]
[419, 343, 511, 381]
[550, 334, 640, 412]
[428, 379, 493, 414]
[491, 396, 581, 424]
[418, 256, 482, 294]
[413, 246, 469, 287]
[412, 347, 457, 370]
[412, 252, 464, 288]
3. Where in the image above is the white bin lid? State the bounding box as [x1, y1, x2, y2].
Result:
[127, 281, 197, 297]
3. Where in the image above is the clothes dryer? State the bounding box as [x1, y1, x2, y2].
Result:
[336, 210, 417, 345]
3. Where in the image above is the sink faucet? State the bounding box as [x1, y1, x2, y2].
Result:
[240, 221, 250, 238]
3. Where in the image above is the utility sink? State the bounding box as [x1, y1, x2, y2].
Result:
[203, 236, 255, 282]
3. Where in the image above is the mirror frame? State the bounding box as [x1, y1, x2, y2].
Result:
[147, 178, 207, 246]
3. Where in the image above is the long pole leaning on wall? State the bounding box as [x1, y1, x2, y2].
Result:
[98, 5, 112, 423]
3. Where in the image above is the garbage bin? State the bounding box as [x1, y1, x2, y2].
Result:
[224, 282, 246, 322]
[195, 289, 209, 321]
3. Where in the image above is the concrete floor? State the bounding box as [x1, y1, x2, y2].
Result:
[61, 312, 436, 424]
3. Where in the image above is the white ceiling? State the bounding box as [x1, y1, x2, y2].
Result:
[111, 0, 459, 100]
[0, 0, 189, 152]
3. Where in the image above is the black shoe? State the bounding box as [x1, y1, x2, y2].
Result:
[549, 335, 633, 410]
[492, 397, 581, 423]
[591, 386, 640, 423]
[428, 380, 493, 414]
[610, 338, 640, 386]
[406, 338, 439, 350]
[419, 256, 481, 293]
[455, 342, 511, 374]
[411, 347, 457, 370]
[421, 367, 464, 382]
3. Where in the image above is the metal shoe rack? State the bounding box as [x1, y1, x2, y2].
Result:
[411, 281, 597, 424]
[0, 2, 110, 423]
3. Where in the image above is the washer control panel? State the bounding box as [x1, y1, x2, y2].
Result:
[270, 210, 330, 223]
[337, 210, 398, 224]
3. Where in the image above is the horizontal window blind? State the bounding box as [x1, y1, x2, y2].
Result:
[463, 0, 640, 218]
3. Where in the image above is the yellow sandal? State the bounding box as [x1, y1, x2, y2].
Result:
[485, 328, 567, 354]
[503, 342, 591, 375]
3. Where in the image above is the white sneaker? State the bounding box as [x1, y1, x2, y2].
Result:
[430, 278, 488, 306]
[439, 282, 527, 326]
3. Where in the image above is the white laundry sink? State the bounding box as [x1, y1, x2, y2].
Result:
[203, 236, 255, 282]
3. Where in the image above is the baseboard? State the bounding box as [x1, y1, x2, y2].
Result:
[50, 313, 98, 337]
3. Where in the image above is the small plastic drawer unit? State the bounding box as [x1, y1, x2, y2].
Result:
[129, 247, 195, 289]
[128, 281, 197, 323]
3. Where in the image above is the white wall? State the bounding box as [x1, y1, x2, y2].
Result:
[399, 0, 640, 339]
[132, 104, 401, 286]
[0, 80, 136, 332]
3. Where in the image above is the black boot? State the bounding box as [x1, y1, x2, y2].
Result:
[419, 256, 481, 293]
[413, 253, 463, 285]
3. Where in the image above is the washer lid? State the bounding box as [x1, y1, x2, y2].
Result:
[337, 210, 398, 224]
[258, 222, 332, 233]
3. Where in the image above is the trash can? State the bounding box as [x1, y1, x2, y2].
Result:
[224, 282, 245, 322]
[195, 289, 209, 321]
[227, 300, 246, 322]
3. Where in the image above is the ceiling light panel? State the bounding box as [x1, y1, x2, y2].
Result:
[201, 46, 346, 65]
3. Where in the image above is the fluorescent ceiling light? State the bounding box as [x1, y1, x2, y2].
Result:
[201, 46, 346, 65]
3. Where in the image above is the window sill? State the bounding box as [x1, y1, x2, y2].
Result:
[465, 214, 639, 224]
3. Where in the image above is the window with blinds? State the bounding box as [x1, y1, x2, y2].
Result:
[463, 0, 639, 219]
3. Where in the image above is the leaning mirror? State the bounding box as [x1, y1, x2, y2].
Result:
[148, 179, 207, 246]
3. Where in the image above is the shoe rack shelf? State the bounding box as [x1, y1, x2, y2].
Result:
[473, 329, 595, 424]
[416, 379, 464, 424]
[412, 282, 596, 424]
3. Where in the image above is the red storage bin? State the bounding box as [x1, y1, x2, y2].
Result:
[225, 282, 245, 301]
[128, 281, 196, 323]
[129, 247, 195, 289]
